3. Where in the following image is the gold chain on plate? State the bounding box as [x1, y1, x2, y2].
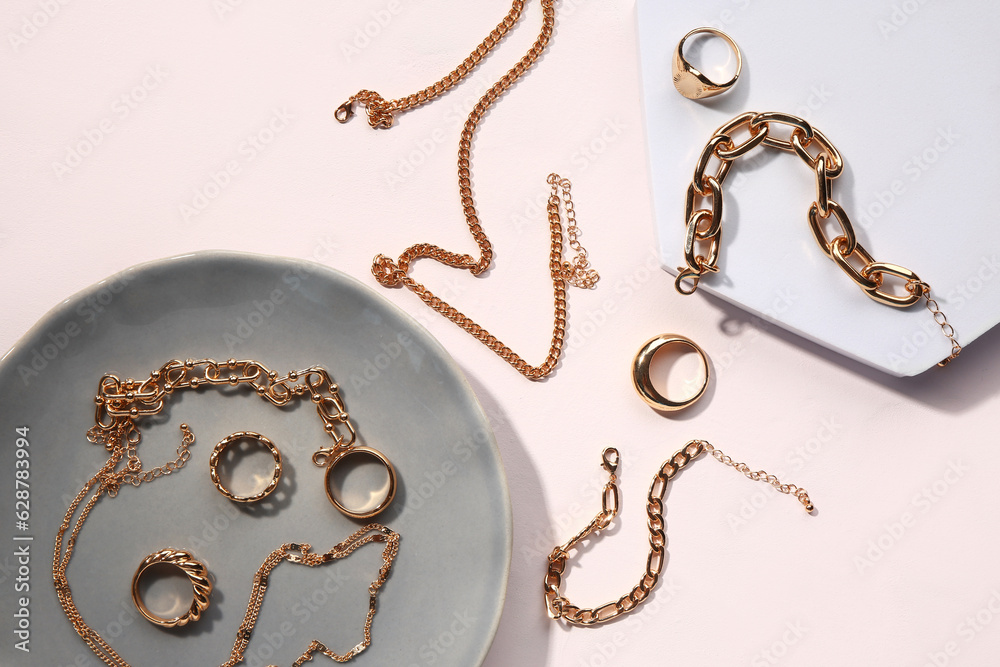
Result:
[545, 441, 814, 626]
[676, 111, 961, 367]
[337, 0, 599, 381]
[53, 358, 399, 666]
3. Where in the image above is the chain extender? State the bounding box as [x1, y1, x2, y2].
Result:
[545, 441, 814, 626]
[337, 0, 599, 381]
[676, 111, 961, 367]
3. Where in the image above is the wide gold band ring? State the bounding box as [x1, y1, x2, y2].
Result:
[131, 548, 212, 628]
[323, 446, 397, 520]
[209, 431, 283, 503]
[632, 334, 710, 411]
[672, 27, 742, 100]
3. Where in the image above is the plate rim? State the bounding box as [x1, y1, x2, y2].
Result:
[0, 248, 513, 666]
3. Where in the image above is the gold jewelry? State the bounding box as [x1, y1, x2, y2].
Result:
[631, 334, 710, 411]
[337, 1, 599, 381]
[672, 27, 742, 100]
[676, 111, 962, 366]
[209, 431, 282, 503]
[54, 360, 402, 665]
[84, 358, 395, 516]
[544, 442, 813, 626]
[317, 446, 397, 520]
[131, 548, 212, 628]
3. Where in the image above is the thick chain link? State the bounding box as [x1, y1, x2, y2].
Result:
[54, 359, 396, 666]
[338, 1, 599, 381]
[676, 111, 961, 366]
[545, 441, 814, 626]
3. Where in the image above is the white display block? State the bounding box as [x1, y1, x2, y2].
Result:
[637, 0, 1000, 376]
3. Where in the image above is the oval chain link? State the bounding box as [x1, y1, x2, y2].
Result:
[545, 441, 814, 626]
[676, 111, 961, 366]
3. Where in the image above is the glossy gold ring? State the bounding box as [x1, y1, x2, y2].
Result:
[672, 27, 742, 100]
[131, 548, 212, 628]
[632, 334, 710, 411]
[323, 446, 397, 520]
[209, 431, 282, 503]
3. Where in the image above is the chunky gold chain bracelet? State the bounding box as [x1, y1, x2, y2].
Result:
[53, 358, 400, 666]
[545, 441, 813, 626]
[676, 111, 961, 366]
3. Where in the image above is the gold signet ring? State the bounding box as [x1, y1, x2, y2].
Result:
[672, 27, 742, 100]
[131, 548, 212, 627]
[632, 334, 711, 411]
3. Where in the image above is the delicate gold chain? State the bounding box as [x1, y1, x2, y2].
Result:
[53, 359, 399, 666]
[676, 111, 961, 367]
[338, 0, 599, 381]
[544, 441, 814, 626]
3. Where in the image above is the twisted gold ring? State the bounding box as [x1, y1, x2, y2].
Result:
[632, 334, 710, 411]
[209, 431, 282, 503]
[131, 548, 212, 628]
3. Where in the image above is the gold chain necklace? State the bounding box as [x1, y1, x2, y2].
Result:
[53, 358, 400, 666]
[337, 0, 598, 381]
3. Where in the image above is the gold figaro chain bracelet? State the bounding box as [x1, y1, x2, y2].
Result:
[677, 111, 961, 366]
[545, 441, 813, 626]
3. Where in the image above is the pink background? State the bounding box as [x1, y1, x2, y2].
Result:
[3, 1, 1000, 665]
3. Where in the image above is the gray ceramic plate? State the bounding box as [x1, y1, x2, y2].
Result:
[0, 250, 511, 667]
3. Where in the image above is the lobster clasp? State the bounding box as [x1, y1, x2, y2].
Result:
[334, 101, 355, 123]
[601, 447, 619, 475]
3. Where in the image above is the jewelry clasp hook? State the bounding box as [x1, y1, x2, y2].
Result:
[335, 101, 355, 123]
[601, 447, 619, 475]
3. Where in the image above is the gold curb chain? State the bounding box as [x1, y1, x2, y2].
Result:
[338, 0, 599, 381]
